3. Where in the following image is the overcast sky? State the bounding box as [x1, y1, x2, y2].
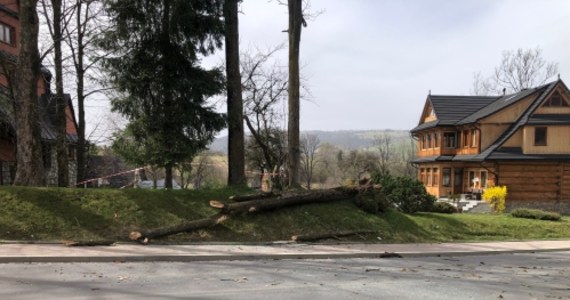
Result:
[230, 0, 570, 131]
[85, 0, 570, 141]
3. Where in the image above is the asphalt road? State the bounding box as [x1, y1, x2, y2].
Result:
[0, 251, 569, 300]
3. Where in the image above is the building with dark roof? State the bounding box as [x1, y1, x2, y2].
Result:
[0, 1, 78, 186]
[411, 79, 570, 213]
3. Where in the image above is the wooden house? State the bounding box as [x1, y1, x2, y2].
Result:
[0, 1, 78, 186]
[411, 79, 570, 213]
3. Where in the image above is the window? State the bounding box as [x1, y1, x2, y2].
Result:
[543, 92, 568, 107]
[481, 171, 488, 189]
[471, 129, 477, 147]
[420, 168, 425, 183]
[427, 134, 432, 149]
[427, 169, 432, 186]
[434, 132, 439, 148]
[442, 168, 451, 187]
[432, 168, 438, 186]
[534, 127, 547, 146]
[422, 135, 427, 149]
[0, 23, 13, 45]
[463, 130, 469, 147]
[469, 171, 475, 189]
[443, 132, 457, 148]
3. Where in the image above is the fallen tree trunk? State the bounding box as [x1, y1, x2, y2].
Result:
[291, 230, 377, 242]
[130, 185, 378, 244]
[129, 213, 229, 244]
[64, 240, 116, 247]
[229, 192, 278, 202]
[210, 187, 363, 214]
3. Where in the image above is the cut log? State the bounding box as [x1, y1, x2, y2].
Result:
[210, 186, 365, 214]
[129, 213, 229, 244]
[64, 240, 116, 247]
[291, 230, 377, 242]
[229, 192, 278, 202]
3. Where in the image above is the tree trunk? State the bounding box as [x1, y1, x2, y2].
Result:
[52, 0, 69, 187]
[13, 0, 45, 186]
[229, 191, 277, 202]
[224, 0, 246, 187]
[292, 230, 377, 242]
[209, 187, 361, 214]
[129, 213, 228, 244]
[75, 0, 86, 185]
[287, 0, 302, 189]
[165, 164, 173, 189]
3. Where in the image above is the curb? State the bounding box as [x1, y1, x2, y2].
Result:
[2, 247, 570, 263]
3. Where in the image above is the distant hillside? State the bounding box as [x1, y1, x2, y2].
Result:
[209, 130, 411, 154]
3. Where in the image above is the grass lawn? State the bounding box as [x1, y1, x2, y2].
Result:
[0, 186, 569, 243]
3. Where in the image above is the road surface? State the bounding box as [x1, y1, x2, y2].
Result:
[0, 251, 568, 299]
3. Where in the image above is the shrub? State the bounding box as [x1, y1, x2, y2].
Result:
[482, 186, 507, 213]
[372, 174, 436, 214]
[431, 202, 458, 214]
[353, 190, 391, 215]
[511, 208, 561, 221]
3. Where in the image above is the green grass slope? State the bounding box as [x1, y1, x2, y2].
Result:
[0, 187, 569, 243]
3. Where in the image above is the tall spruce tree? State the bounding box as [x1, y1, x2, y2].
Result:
[99, 0, 226, 188]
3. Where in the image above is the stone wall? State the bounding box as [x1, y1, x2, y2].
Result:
[506, 200, 570, 214]
[46, 148, 78, 187]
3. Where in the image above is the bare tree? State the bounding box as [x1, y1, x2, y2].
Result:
[337, 150, 378, 184]
[64, 0, 108, 184]
[40, 0, 75, 186]
[300, 133, 320, 189]
[401, 136, 417, 177]
[374, 133, 394, 177]
[471, 71, 493, 96]
[245, 129, 287, 191]
[241, 46, 289, 191]
[12, 0, 46, 186]
[473, 47, 558, 95]
[189, 153, 210, 189]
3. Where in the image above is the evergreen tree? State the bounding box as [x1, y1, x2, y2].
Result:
[99, 0, 226, 188]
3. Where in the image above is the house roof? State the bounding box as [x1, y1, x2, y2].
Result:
[487, 147, 570, 161]
[411, 82, 554, 133]
[429, 95, 498, 125]
[411, 79, 564, 162]
[0, 4, 18, 19]
[411, 95, 498, 133]
[0, 90, 78, 143]
[411, 155, 454, 163]
[476, 80, 559, 161]
[527, 114, 570, 125]
[39, 93, 78, 143]
[456, 85, 548, 125]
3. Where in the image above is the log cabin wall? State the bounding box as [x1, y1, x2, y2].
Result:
[498, 162, 570, 213]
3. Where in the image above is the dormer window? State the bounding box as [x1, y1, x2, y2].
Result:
[543, 92, 569, 107]
[0, 22, 14, 45]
